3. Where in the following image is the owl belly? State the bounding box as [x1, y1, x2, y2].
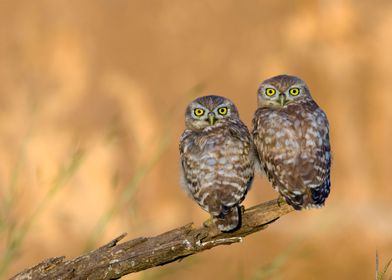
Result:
[260, 119, 329, 209]
[192, 144, 252, 216]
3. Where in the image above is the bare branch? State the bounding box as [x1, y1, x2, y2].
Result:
[11, 199, 293, 280]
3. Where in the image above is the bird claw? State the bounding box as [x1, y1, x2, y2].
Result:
[277, 196, 286, 207]
[203, 218, 215, 228]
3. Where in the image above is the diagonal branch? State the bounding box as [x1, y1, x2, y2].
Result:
[11, 199, 293, 280]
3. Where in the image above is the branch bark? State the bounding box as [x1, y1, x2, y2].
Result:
[11, 199, 293, 280]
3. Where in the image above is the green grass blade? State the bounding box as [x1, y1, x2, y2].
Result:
[377, 256, 392, 280]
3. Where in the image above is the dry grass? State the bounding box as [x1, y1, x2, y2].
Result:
[376, 252, 392, 280]
[1, 1, 392, 279]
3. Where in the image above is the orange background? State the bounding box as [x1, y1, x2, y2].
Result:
[1, 1, 391, 279]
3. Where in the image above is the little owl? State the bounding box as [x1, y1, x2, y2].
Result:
[180, 95, 256, 231]
[252, 75, 331, 209]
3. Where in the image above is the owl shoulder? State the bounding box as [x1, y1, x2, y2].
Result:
[303, 100, 330, 133]
[225, 119, 252, 142]
[179, 129, 195, 153]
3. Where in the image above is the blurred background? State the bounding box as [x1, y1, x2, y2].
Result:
[0, 0, 391, 279]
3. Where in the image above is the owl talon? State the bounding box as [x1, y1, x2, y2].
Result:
[277, 196, 286, 207]
[203, 218, 215, 228]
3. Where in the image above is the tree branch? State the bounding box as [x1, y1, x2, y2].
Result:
[11, 199, 293, 280]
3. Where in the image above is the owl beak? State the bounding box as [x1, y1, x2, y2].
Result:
[279, 94, 286, 106]
[208, 113, 216, 125]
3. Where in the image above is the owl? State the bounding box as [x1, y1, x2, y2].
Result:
[252, 75, 331, 210]
[180, 95, 256, 232]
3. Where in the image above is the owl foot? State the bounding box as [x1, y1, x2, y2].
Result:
[277, 196, 286, 207]
[203, 218, 215, 228]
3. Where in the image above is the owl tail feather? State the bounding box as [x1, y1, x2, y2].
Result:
[213, 206, 241, 232]
[283, 180, 331, 210]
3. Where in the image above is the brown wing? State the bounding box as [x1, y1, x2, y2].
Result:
[253, 107, 302, 192]
[252, 101, 330, 208]
[291, 102, 330, 189]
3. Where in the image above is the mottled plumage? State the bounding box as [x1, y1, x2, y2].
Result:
[252, 75, 331, 209]
[180, 95, 256, 231]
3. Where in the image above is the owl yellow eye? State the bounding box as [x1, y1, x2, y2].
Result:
[217, 107, 228, 115]
[194, 108, 205, 116]
[265, 88, 276, 97]
[289, 87, 300, 96]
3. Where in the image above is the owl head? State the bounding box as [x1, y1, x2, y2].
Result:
[184, 95, 239, 131]
[257, 75, 312, 108]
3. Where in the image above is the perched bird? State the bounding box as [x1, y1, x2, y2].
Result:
[252, 75, 331, 210]
[179, 95, 256, 231]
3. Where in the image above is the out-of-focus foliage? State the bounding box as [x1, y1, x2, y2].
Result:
[0, 1, 391, 279]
